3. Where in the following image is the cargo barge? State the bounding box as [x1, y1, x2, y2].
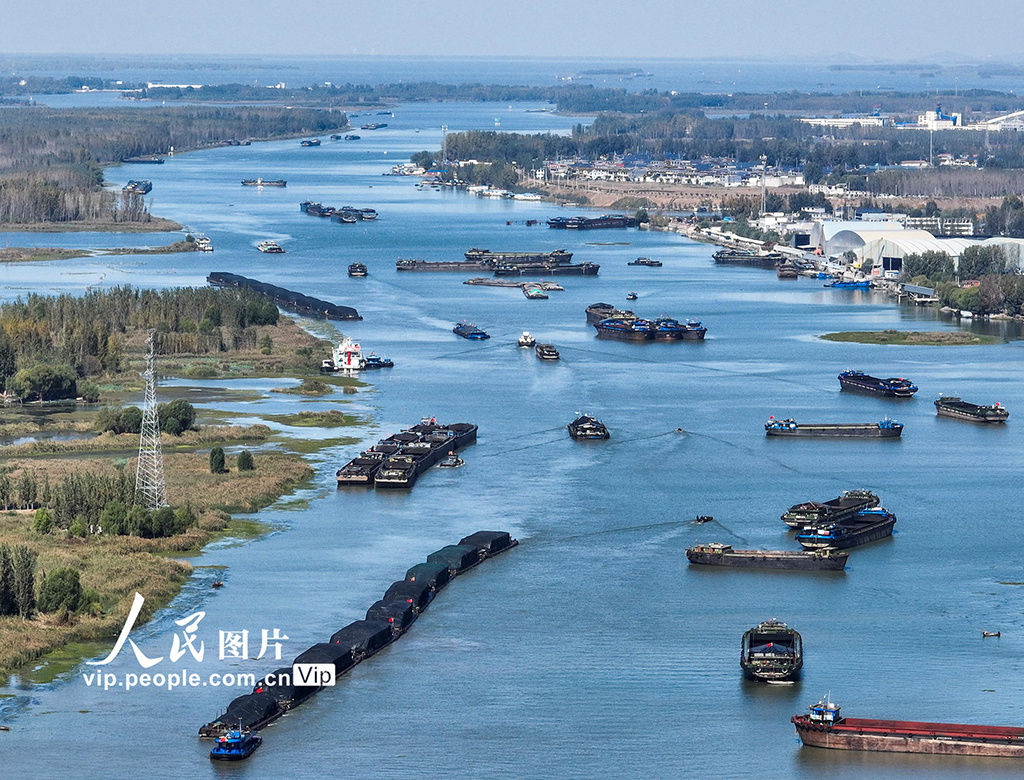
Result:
[241, 178, 286, 187]
[453, 322, 489, 340]
[594, 317, 655, 341]
[547, 214, 639, 230]
[792, 696, 1024, 758]
[796, 507, 896, 549]
[465, 248, 574, 264]
[207, 272, 361, 321]
[765, 417, 903, 438]
[587, 303, 705, 341]
[838, 370, 918, 398]
[568, 414, 609, 440]
[712, 249, 782, 266]
[493, 261, 599, 276]
[122, 179, 152, 195]
[199, 531, 518, 744]
[741, 619, 802, 682]
[934, 396, 1009, 423]
[586, 302, 637, 325]
[337, 419, 477, 488]
[782, 490, 880, 529]
[686, 543, 848, 571]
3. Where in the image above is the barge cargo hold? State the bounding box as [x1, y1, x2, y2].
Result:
[741, 619, 803, 681]
[686, 543, 848, 571]
[199, 531, 518, 742]
[712, 249, 783, 266]
[934, 396, 1009, 423]
[796, 507, 897, 550]
[336, 420, 477, 488]
[838, 370, 918, 398]
[568, 414, 609, 440]
[782, 490, 880, 529]
[594, 317, 655, 341]
[586, 302, 636, 325]
[765, 417, 903, 438]
[207, 272, 361, 321]
[793, 696, 1024, 758]
[547, 214, 639, 230]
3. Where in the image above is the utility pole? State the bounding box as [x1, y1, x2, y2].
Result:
[760, 154, 768, 217]
[929, 129, 934, 167]
[135, 330, 167, 510]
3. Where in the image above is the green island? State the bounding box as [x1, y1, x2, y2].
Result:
[820, 330, 1000, 346]
[0, 285, 360, 678]
[0, 239, 200, 263]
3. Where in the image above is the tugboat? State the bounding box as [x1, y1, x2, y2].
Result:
[256, 240, 285, 253]
[764, 417, 903, 438]
[628, 257, 663, 267]
[934, 396, 1009, 423]
[594, 317, 654, 342]
[741, 619, 803, 682]
[782, 490, 880, 529]
[535, 343, 560, 360]
[626, 291, 639, 301]
[838, 370, 918, 398]
[210, 728, 262, 761]
[453, 322, 490, 340]
[437, 451, 464, 468]
[567, 414, 609, 440]
[687, 543, 848, 571]
[363, 353, 394, 370]
[348, 263, 368, 277]
[792, 695, 1024, 757]
[796, 507, 897, 549]
[300, 138, 321, 147]
[517, 331, 536, 347]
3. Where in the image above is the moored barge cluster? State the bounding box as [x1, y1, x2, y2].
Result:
[336, 418, 477, 489]
[587, 303, 706, 341]
[397, 248, 598, 276]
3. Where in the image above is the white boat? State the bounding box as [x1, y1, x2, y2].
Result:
[513, 192, 543, 201]
[321, 337, 366, 373]
[256, 240, 285, 253]
[194, 234, 213, 252]
[517, 331, 536, 347]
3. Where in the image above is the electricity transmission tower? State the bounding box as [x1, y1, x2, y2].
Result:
[135, 330, 167, 509]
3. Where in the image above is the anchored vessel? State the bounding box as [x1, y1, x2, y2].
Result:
[547, 214, 639, 230]
[594, 317, 655, 341]
[741, 619, 803, 681]
[628, 257, 663, 267]
[826, 279, 872, 289]
[686, 543, 848, 571]
[241, 178, 286, 187]
[300, 138, 321, 146]
[792, 696, 1024, 758]
[782, 490, 880, 529]
[712, 249, 783, 266]
[796, 507, 897, 550]
[934, 396, 1009, 423]
[207, 272, 360, 320]
[765, 417, 903, 438]
[347, 263, 368, 277]
[776, 261, 799, 279]
[453, 322, 490, 340]
[839, 370, 918, 397]
[568, 414, 609, 440]
[535, 343, 560, 360]
[586, 302, 637, 325]
[122, 179, 152, 195]
[363, 354, 393, 370]
[320, 337, 366, 373]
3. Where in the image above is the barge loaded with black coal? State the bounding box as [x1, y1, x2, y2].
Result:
[686, 543, 848, 571]
[198, 531, 518, 751]
[586, 303, 706, 342]
[336, 418, 477, 489]
[795, 507, 897, 550]
[741, 619, 803, 682]
[838, 370, 917, 398]
[207, 272, 361, 321]
[397, 248, 599, 276]
[781, 489, 880, 529]
[765, 417, 903, 438]
[934, 396, 1009, 423]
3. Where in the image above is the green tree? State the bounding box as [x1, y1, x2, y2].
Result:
[0, 546, 14, 616]
[7, 364, 77, 402]
[69, 514, 89, 538]
[259, 334, 273, 355]
[126, 504, 149, 537]
[209, 446, 226, 474]
[157, 399, 196, 436]
[37, 567, 83, 614]
[236, 450, 255, 471]
[99, 500, 127, 535]
[11, 545, 37, 617]
[32, 507, 53, 535]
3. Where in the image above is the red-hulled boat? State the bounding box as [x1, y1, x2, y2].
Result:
[792, 696, 1024, 758]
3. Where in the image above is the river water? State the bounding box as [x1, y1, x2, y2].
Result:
[1, 100, 1023, 779]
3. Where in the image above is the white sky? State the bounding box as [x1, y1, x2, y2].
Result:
[3, 0, 1022, 59]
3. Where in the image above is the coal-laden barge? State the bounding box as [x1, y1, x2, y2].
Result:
[207, 272, 361, 321]
[838, 370, 918, 397]
[336, 418, 477, 489]
[397, 248, 599, 276]
[796, 507, 897, 550]
[686, 543, 848, 571]
[198, 531, 519, 752]
[934, 396, 1009, 423]
[587, 303, 706, 341]
[793, 696, 1024, 758]
[782, 489, 880, 529]
[765, 417, 903, 438]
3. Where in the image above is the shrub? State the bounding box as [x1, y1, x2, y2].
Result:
[97, 406, 143, 434]
[99, 500, 127, 535]
[38, 567, 84, 614]
[184, 363, 217, 378]
[236, 450, 255, 471]
[209, 446, 226, 474]
[157, 398, 196, 435]
[77, 380, 101, 402]
[33, 507, 54, 535]
[7, 364, 78, 402]
[69, 515, 89, 537]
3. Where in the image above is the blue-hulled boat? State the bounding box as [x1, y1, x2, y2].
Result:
[453, 322, 490, 340]
[363, 354, 394, 369]
[795, 507, 897, 550]
[210, 729, 262, 761]
[839, 370, 918, 398]
[682, 318, 707, 340]
[825, 279, 871, 289]
[652, 317, 685, 340]
[594, 317, 654, 341]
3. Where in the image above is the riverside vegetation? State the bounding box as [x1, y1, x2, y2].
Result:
[0, 286, 361, 677]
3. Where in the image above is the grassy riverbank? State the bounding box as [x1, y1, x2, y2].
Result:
[0, 239, 198, 264]
[0, 217, 183, 234]
[820, 330, 1000, 346]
